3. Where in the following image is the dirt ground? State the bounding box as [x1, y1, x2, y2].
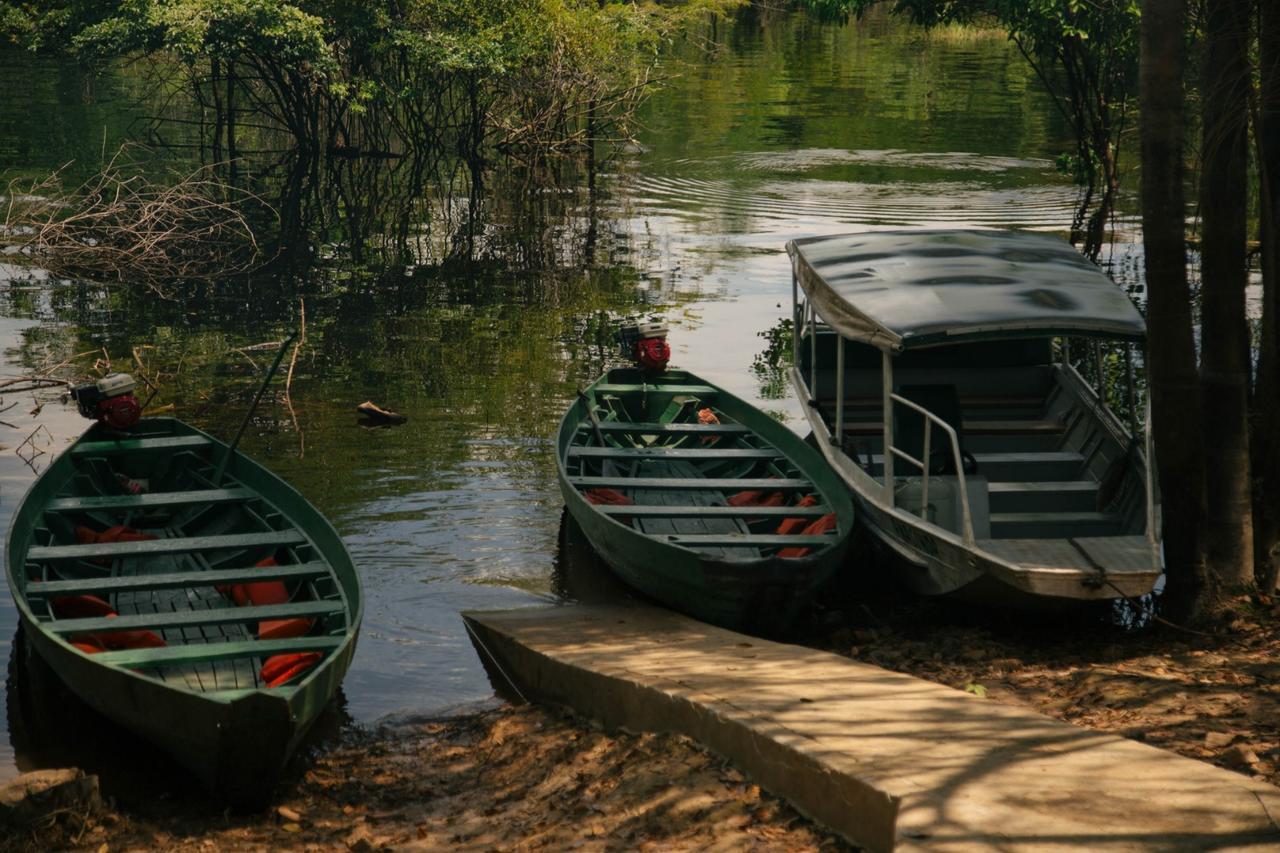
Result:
[12, 590, 1280, 851]
[10, 704, 851, 853]
[816, 590, 1280, 789]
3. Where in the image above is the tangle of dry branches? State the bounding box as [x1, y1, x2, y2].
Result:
[4, 146, 275, 292]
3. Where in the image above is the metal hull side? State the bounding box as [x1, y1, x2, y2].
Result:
[789, 368, 1160, 604]
[4, 418, 363, 805]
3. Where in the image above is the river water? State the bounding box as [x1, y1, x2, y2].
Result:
[0, 9, 1099, 783]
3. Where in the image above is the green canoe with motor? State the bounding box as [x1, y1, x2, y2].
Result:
[557, 367, 854, 632]
[4, 418, 362, 806]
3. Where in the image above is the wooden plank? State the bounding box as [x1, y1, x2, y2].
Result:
[71, 435, 213, 456]
[28, 529, 306, 562]
[570, 477, 811, 491]
[47, 600, 342, 635]
[45, 487, 254, 513]
[578, 421, 750, 435]
[593, 384, 717, 395]
[27, 562, 328, 597]
[599, 505, 828, 519]
[91, 636, 342, 669]
[568, 447, 782, 460]
[661, 534, 836, 548]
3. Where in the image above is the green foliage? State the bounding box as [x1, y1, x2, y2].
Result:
[751, 317, 794, 400]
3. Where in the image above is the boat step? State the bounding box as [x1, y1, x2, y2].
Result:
[844, 419, 1063, 436]
[91, 636, 344, 670]
[47, 600, 343, 635]
[26, 561, 329, 596]
[28, 529, 308, 563]
[989, 511, 1125, 539]
[660, 533, 836, 549]
[71, 435, 214, 456]
[568, 446, 783, 460]
[577, 421, 750, 435]
[869, 451, 1084, 481]
[593, 383, 717, 396]
[570, 476, 811, 491]
[598, 505, 828, 519]
[45, 487, 256, 513]
[988, 481, 1099, 513]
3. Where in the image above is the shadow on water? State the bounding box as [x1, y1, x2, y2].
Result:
[5, 625, 353, 810]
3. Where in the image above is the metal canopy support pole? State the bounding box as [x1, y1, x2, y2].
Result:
[833, 336, 845, 445]
[1144, 397, 1159, 569]
[882, 350, 895, 505]
[792, 273, 800, 371]
[1125, 343, 1138, 435]
[808, 301, 818, 405]
[1093, 340, 1106, 400]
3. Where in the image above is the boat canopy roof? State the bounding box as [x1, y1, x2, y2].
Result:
[786, 229, 1146, 352]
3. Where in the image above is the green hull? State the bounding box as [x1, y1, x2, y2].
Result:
[557, 368, 854, 633]
[4, 418, 362, 806]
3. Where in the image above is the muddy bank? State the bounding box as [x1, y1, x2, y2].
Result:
[818, 593, 1280, 789]
[7, 704, 851, 852]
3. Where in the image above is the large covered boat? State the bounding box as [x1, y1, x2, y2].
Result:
[786, 229, 1160, 604]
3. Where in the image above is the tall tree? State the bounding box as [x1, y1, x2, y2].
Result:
[1198, 0, 1255, 590]
[1140, 0, 1205, 615]
[1255, 0, 1280, 590]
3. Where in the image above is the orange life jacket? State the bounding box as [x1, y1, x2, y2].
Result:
[261, 652, 321, 688]
[217, 557, 315, 640]
[727, 490, 785, 507]
[584, 488, 633, 506]
[777, 513, 838, 559]
[775, 495, 820, 536]
[50, 595, 167, 653]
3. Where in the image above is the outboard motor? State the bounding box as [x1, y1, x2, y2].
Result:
[616, 318, 670, 372]
[70, 373, 142, 431]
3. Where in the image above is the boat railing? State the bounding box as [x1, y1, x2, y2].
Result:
[887, 393, 977, 547]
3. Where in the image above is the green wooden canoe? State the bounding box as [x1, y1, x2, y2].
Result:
[557, 367, 854, 632]
[4, 418, 362, 806]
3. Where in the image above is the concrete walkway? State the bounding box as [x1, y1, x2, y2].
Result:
[463, 604, 1280, 852]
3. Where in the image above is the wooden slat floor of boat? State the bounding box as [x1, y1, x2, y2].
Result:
[577, 421, 750, 435]
[631, 460, 758, 561]
[29, 561, 329, 596]
[45, 487, 255, 513]
[28, 529, 307, 563]
[71, 435, 214, 456]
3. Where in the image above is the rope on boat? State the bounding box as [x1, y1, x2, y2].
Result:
[464, 620, 530, 704]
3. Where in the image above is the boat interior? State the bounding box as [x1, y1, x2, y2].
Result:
[565, 370, 840, 561]
[798, 330, 1153, 566]
[19, 424, 349, 693]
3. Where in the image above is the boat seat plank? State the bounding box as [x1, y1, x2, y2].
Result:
[599, 505, 829, 519]
[570, 477, 811, 491]
[592, 384, 717, 395]
[45, 488, 255, 513]
[71, 435, 213, 456]
[663, 534, 836, 548]
[568, 447, 782, 460]
[90, 636, 342, 669]
[28, 529, 307, 562]
[577, 421, 750, 435]
[47, 600, 342, 635]
[28, 562, 329, 596]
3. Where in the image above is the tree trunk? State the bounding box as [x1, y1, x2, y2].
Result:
[1141, 0, 1206, 617]
[1199, 0, 1255, 592]
[1255, 0, 1280, 590]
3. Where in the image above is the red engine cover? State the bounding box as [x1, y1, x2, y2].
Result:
[97, 394, 142, 431]
[635, 337, 670, 371]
